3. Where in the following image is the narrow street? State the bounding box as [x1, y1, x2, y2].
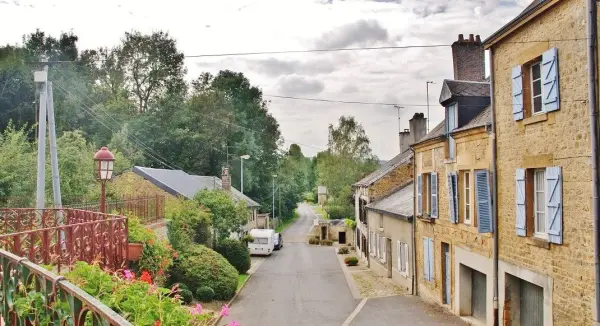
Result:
[223, 203, 358, 326]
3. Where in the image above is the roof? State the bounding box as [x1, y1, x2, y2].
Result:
[412, 120, 446, 146]
[439, 79, 490, 103]
[366, 182, 414, 220]
[484, 0, 547, 47]
[132, 166, 260, 207]
[353, 149, 413, 187]
[452, 106, 492, 133]
[249, 229, 275, 236]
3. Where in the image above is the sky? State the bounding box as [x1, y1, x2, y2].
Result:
[0, 0, 531, 160]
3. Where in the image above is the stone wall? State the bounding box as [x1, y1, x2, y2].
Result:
[491, 0, 593, 324]
[370, 162, 413, 199]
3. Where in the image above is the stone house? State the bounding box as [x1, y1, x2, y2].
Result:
[413, 34, 495, 325]
[484, 0, 594, 324]
[352, 113, 426, 263]
[365, 181, 414, 294]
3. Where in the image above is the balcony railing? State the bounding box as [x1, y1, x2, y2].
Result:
[0, 208, 128, 273]
[0, 248, 132, 325]
[66, 195, 165, 224]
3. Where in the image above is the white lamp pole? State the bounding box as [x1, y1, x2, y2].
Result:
[271, 174, 277, 228]
[240, 154, 250, 194]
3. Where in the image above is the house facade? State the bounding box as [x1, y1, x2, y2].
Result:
[485, 0, 594, 324]
[413, 34, 496, 325]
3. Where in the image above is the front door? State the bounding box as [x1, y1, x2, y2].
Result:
[386, 238, 392, 278]
[443, 243, 451, 305]
[339, 231, 346, 244]
[321, 226, 327, 240]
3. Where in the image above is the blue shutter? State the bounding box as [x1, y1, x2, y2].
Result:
[423, 238, 430, 281]
[515, 169, 527, 236]
[428, 238, 435, 281]
[546, 167, 563, 244]
[475, 170, 493, 233]
[431, 173, 438, 218]
[452, 173, 459, 222]
[417, 175, 423, 215]
[542, 48, 560, 112]
[512, 66, 524, 121]
[447, 173, 456, 223]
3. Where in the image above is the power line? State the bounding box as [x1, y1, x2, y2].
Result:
[264, 94, 429, 107]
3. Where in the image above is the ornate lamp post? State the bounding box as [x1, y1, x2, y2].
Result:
[94, 147, 115, 213]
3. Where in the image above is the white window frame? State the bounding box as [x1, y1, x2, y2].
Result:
[464, 171, 472, 225]
[379, 214, 384, 229]
[397, 241, 409, 276]
[534, 168, 548, 239]
[447, 103, 458, 160]
[430, 173, 436, 214]
[379, 236, 386, 264]
[530, 61, 544, 114]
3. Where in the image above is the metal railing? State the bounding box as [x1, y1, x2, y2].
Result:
[0, 208, 128, 273]
[66, 195, 165, 224]
[0, 248, 132, 325]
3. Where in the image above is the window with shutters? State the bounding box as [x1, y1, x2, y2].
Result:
[529, 61, 543, 114]
[464, 171, 472, 224]
[534, 169, 547, 239]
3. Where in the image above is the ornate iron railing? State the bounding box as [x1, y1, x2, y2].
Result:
[0, 249, 132, 325]
[66, 195, 166, 224]
[0, 209, 128, 273]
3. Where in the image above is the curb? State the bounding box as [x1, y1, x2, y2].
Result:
[212, 273, 253, 326]
[334, 247, 363, 300]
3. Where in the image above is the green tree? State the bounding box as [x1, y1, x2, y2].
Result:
[194, 190, 247, 246]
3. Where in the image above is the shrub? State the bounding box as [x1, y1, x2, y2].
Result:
[128, 216, 154, 244]
[337, 247, 349, 254]
[167, 245, 238, 300]
[324, 204, 354, 220]
[303, 192, 315, 203]
[344, 218, 357, 229]
[308, 237, 319, 245]
[344, 256, 359, 266]
[166, 198, 212, 252]
[196, 286, 215, 302]
[216, 239, 251, 274]
[179, 288, 194, 304]
[320, 239, 333, 246]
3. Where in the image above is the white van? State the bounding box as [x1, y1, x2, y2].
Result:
[248, 229, 276, 256]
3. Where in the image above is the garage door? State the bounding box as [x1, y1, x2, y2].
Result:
[472, 269, 486, 321]
[521, 280, 543, 326]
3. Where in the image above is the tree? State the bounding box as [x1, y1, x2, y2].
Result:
[194, 190, 247, 246]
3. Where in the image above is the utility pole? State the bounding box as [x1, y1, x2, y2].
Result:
[426, 81, 435, 133]
[271, 174, 277, 229]
[47, 82, 63, 210]
[34, 61, 48, 210]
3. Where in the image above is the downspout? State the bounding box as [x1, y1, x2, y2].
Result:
[411, 147, 418, 296]
[488, 47, 499, 326]
[585, 0, 600, 323]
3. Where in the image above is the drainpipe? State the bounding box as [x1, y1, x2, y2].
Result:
[585, 0, 600, 323]
[488, 47, 500, 326]
[411, 147, 418, 296]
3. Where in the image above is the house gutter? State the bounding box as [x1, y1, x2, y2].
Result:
[585, 0, 600, 323]
[488, 48, 500, 326]
[410, 147, 418, 296]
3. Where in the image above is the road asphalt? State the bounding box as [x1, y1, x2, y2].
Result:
[222, 203, 358, 326]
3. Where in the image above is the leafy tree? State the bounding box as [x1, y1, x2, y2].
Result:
[0, 124, 36, 206]
[194, 190, 247, 246]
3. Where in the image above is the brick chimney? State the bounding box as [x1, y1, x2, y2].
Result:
[451, 33, 485, 82]
[221, 166, 231, 191]
[409, 113, 427, 143]
[399, 128, 410, 153]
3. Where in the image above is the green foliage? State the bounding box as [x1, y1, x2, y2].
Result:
[0, 124, 36, 205]
[303, 192, 315, 203]
[166, 198, 212, 251]
[179, 288, 194, 304]
[127, 215, 175, 284]
[195, 190, 247, 244]
[325, 205, 354, 220]
[196, 286, 215, 302]
[344, 256, 359, 266]
[308, 237, 319, 245]
[168, 244, 238, 301]
[337, 247, 350, 254]
[216, 239, 251, 274]
[128, 216, 154, 243]
[320, 239, 333, 246]
[344, 218, 357, 229]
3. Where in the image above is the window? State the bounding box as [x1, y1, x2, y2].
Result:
[464, 171, 471, 224]
[379, 236, 386, 263]
[397, 241, 409, 275]
[533, 169, 547, 238]
[253, 237, 268, 244]
[447, 103, 458, 159]
[430, 173, 438, 218]
[530, 62, 543, 114]
[379, 214, 383, 229]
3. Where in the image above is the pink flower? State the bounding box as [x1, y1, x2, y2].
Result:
[123, 269, 134, 280]
[219, 304, 230, 317]
[191, 304, 203, 315]
[228, 321, 240, 326]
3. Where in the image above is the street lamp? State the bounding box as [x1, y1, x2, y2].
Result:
[94, 146, 115, 213]
[426, 81, 435, 133]
[240, 154, 250, 194]
[271, 174, 277, 229]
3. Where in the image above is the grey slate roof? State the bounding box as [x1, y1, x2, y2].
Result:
[133, 166, 260, 207]
[353, 149, 413, 187]
[452, 106, 492, 133]
[439, 79, 490, 103]
[484, 0, 546, 45]
[366, 182, 413, 219]
[413, 120, 446, 146]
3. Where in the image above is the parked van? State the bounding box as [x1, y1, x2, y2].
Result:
[248, 229, 276, 256]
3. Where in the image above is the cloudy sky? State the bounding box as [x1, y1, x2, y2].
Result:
[0, 0, 530, 160]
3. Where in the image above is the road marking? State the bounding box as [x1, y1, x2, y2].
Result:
[342, 298, 368, 326]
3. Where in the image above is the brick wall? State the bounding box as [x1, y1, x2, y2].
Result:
[491, 0, 593, 324]
[452, 34, 485, 82]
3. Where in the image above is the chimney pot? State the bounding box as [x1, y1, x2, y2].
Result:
[221, 167, 231, 191]
[475, 35, 481, 43]
[458, 34, 464, 41]
[469, 34, 474, 42]
[451, 33, 485, 81]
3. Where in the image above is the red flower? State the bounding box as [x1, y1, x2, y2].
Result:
[154, 321, 161, 326]
[140, 271, 153, 284]
[173, 251, 179, 259]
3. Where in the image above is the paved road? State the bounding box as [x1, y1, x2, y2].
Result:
[223, 203, 358, 326]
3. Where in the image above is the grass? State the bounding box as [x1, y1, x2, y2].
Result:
[275, 209, 299, 233]
[237, 274, 249, 290]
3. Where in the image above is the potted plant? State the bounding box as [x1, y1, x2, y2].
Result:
[127, 216, 154, 261]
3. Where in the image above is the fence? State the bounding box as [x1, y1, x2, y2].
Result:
[0, 208, 128, 273]
[66, 195, 165, 224]
[0, 248, 132, 325]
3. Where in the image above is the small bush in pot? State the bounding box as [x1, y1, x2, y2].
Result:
[344, 256, 359, 266]
[196, 286, 215, 302]
[337, 247, 349, 254]
[320, 239, 333, 246]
